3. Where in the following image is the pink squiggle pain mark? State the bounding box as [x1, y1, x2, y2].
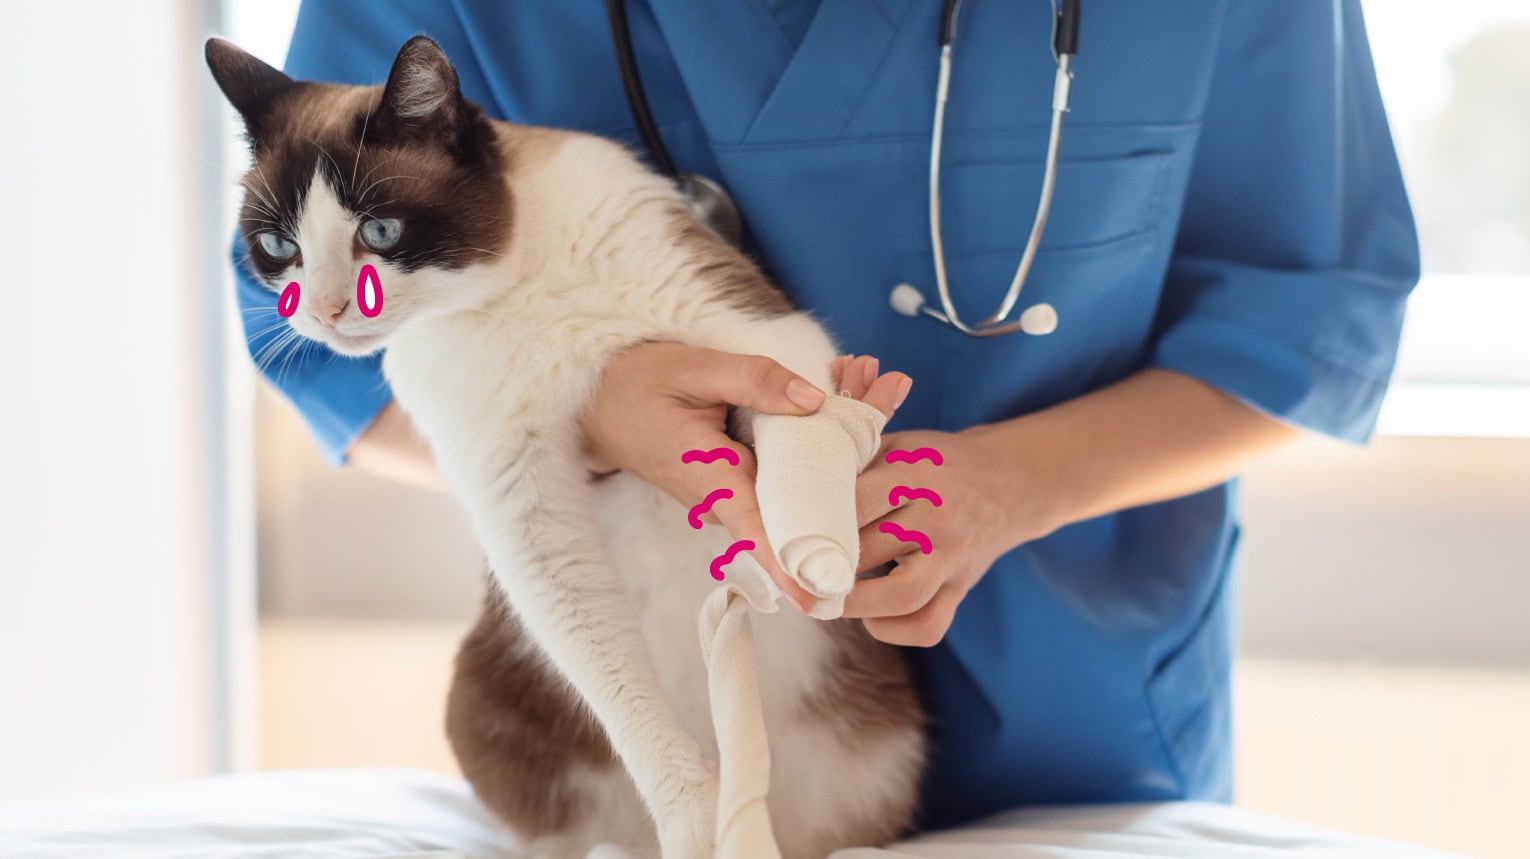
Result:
[710, 539, 755, 581]
[889, 485, 943, 508]
[277, 281, 300, 318]
[884, 447, 944, 466]
[688, 488, 733, 530]
[879, 522, 933, 555]
[681, 447, 741, 467]
[356, 264, 383, 318]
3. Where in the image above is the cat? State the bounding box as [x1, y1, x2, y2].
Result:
[207, 35, 926, 859]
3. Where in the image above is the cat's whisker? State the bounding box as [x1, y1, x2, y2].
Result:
[242, 187, 282, 225]
[358, 174, 421, 207]
[253, 327, 303, 375]
[250, 328, 293, 371]
[353, 159, 386, 196]
[246, 321, 295, 345]
[307, 136, 345, 186]
[245, 322, 294, 343]
[248, 165, 280, 205]
[274, 333, 307, 387]
[351, 95, 378, 191]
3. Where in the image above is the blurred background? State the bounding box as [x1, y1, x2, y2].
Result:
[1, 2, 1526, 858]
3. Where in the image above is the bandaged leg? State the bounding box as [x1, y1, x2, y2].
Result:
[698, 581, 779, 859]
[691, 395, 886, 858]
[750, 394, 888, 620]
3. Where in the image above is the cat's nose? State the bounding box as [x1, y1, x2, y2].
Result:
[309, 300, 348, 328]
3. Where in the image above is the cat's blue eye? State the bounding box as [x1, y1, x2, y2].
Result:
[359, 217, 403, 252]
[258, 232, 299, 262]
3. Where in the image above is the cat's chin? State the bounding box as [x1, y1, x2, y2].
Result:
[321, 331, 387, 356]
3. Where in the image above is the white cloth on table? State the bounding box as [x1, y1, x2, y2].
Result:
[0, 770, 1470, 858]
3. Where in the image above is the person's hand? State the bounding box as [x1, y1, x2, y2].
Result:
[838, 365, 1059, 646]
[580, 342, 835, 612]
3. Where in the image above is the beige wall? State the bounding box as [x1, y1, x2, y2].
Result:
[255, 384, 1530, 667]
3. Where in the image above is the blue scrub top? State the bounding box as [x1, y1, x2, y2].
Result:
[234, 0, 1419, 831]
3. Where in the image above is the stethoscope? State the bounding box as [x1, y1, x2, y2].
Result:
[605, 0, 1081, 338]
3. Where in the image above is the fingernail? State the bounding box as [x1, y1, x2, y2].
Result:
[863, 357, 879, 388]
[894, 376, 913, 409]
[787, 378, 826, 410]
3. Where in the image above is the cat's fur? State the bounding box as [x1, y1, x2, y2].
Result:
[208, 35, 926, 858]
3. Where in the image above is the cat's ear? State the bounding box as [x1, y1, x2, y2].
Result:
[205, 38, 296, 141]
[375, 35, 467, 144]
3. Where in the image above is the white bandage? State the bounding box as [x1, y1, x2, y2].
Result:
[751, 394, 888, 615]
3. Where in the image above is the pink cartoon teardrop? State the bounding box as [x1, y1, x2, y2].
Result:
[276, 281, 300, 318]
[356, 264, 383, 318]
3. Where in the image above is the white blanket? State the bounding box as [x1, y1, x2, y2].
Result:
[0, 769, 1465, 858]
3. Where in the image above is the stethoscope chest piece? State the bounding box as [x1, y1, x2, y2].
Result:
[680, 174, 744, 247]
[890, 283, 1058, 336]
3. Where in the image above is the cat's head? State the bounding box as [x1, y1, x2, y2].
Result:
[206, 36, 510, 356]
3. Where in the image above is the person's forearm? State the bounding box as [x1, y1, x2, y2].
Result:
[968, 368, 1303, 541]
[347, 400, 448, 492]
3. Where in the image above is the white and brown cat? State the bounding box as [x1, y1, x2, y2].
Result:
[207, 35, 926, 858]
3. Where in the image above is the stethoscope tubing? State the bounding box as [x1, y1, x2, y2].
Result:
[605, 0, 1081, 338]
[918, 0, 1075, 337]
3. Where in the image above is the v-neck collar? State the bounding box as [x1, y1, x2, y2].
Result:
[646, 0, 918, 146]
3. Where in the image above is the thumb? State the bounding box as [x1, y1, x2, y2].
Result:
[673, 350, 826, 415]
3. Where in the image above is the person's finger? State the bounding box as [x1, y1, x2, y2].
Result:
[855, 513, 919, 573]
[858, 372, 911, 421]
[839, 355, 875, 399]
[671, 349, 826, 415]
[854, 464, 904, 529]
[843, 554, 942, 619]
[707, 469, 819, 613]
[665, 421, 752, 514]
[860, 355, 880, 391]
[674, 437, 816, 612]
[829, 354, 851, 390]
[861, 585, 964, 647]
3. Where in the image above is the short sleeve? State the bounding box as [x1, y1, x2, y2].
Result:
[1149, 0, 1421, 443]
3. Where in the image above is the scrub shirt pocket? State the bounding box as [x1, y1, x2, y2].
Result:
[935, 148, 1176, 340]
[941, 148, 1174, 256]
[931, 147, 1178, 422]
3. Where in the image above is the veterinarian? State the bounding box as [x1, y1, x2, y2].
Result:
[233, 1, 1419, 831]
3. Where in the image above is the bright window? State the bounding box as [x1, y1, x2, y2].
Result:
[1364, 1, 1530, 437]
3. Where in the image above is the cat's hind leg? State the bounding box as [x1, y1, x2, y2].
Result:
[448, 430, 718, 858]
[446, 584, 659, 858]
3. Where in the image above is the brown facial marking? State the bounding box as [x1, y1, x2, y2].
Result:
[235, 81, 510, 281]
[668, 208, 796, 320]
[210, 38, 512, 285]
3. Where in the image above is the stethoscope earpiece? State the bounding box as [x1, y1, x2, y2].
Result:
[1017, 302, 1058, 336]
